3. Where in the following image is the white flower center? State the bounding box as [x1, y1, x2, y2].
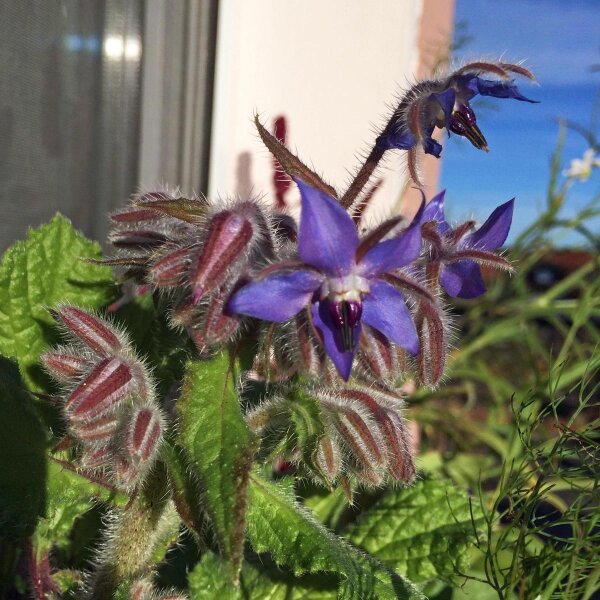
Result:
[320, 273, 370, 303]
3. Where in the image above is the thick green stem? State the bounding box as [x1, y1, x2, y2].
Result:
[87, 463, 176, 599]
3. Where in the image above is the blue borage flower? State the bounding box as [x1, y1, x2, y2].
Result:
[228, 179, 424, 380]
[420, 190, 515, 299]
[376, 61, 537, 185]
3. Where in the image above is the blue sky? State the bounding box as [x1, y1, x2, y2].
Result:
[440, 0, 600, 244]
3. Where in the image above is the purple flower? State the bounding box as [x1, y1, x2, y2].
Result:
[421, 191, 514, 299]
[377, 61, 537, 159]
[228, 180, 422, 380]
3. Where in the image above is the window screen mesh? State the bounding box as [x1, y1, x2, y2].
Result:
[0, 0, 143, 251]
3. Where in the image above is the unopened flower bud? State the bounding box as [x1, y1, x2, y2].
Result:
[187, 291, 240, 351]
[314, 434, 342, 483]
[148, 244, 193, 288]
[190, 205, 262, 304]
[356, 325, 407, 383]
[71, 413, 120, 443]
[54, 306, 124, 356]
[326, 403, 385, 472]
[81, 443, 114, 469]
[41, 348, 91, 382]
[65, 358, 135, 422]
[124, 406, 164, 467]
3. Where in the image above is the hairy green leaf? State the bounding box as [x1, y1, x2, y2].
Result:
[189, 552, 338, 600]
[246, 473, 424, 600]
[177, 355, 256, 582]
[0, 357, 47, 538]
[35, 459, 126, 554]
[344, 479, 481, 583]
[0, 215, 117, 390]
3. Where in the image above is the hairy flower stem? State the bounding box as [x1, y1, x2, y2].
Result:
[87, 464, 173, 599]
[340, 145, 386, 209]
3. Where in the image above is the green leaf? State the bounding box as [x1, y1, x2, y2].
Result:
[0, 356, 47, 538]
[0, 215, 117, 390]
[344, 479, 481, 583]
[247, 473, 424, 600]
[177, 354, 256, 582]
[35, 458, 126, 554]
[189, 552, 338, 600]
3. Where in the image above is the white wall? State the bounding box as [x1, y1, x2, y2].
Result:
[209, 0, 424, 224]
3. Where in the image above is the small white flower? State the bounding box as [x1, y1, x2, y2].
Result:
[564, 148, 600, 181]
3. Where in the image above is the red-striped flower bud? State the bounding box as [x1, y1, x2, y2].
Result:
[71, 413, 120, 443]
[112, 406, 164, 488]
[130, 579, 154, 600]
[326, 403, 386, 472]
[54, 306, 124, 356]
[337, 386, 415, 483]
[190, 204, 261, 304]
[356, 325, 407, 383]
[314, 434, 342, 483]
[187, 291, 240, 352]
[148, 244, 193, 288]
[41, 347, 91, 382]
[81, 443, 114, 469]
[124, 406, 163, 466]
[65, 358, 135, 422]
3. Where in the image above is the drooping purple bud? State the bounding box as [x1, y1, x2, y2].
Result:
[54, 306, 124, 356]
[41, 349, 91, 382]
[65, 358, 134, 422]
[448, 104, 488, 151]
[190, 208, 256, 303]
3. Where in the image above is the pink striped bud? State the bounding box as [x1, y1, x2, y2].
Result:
[188, 292, 240, 351]
[339, 387, 415, 483]
[65, 358, 134, 422]
[324, 403, 385, 472]
[190, 207, 257, 304]
[111, 456, 140, 488]
[416, 300, 446, 387]
[148, 245, 193, 287]
[112, 406, 164, 489]
[130, 579, 154, 600]
[356, 325, 407, 383]
[71, 413, 120, 443]
[294, 313, 324, 376]
[41, 348, 91, 382]
[170, 298, 197, 327]
[81, 443, 113, 469]
[53, 306, 123, 356]
[124, 406, 163, 467]
[314, 434, 342, 483]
